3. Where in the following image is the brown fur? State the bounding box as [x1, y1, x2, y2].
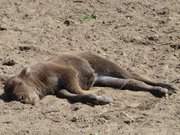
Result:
[4, 52, 177, 105]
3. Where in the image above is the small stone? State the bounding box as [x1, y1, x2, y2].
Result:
[64, 20, 70, 26]
[71, 117, 77, 122]
[19, 46, 31, 51]
[0, 26, 7, 31]
[147, 36, 158, 41]
[2, 59, 16, 66]
[170, 44, 180, 49]
[124, 120, 131, 125]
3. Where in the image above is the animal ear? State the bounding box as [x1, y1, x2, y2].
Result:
[20, 67, 31, 77]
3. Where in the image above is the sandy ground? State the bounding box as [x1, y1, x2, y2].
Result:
[0, 0, 180, 134]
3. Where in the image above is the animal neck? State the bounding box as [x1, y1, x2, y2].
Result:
[26, 73, 49, 98]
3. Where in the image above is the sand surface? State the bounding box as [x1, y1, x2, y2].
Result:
[0, 0, 180, 134]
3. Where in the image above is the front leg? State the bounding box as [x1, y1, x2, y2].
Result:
[60, 67, 98, 95]
[56, 89, 113, 105]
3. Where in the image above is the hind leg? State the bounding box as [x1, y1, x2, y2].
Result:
[101, 64, 177, 93]
[97, 63, 177, 94]
[82, 53, 177, 94]
[94, 76, 169, 97]
[108, 65, 177, 93]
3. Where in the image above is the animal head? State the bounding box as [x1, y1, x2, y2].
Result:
[4, 67, 39, 105]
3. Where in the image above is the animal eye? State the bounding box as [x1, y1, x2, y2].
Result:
[19, 82, 22, 85]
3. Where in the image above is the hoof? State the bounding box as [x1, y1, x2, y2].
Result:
[95, 95, 113, 105]
[151, 87, 168, 97]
